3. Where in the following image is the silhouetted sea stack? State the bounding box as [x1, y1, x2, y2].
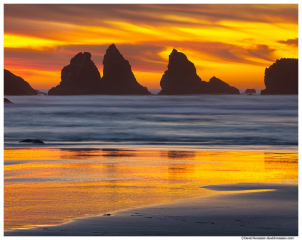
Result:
[100, 44, 151, 95]
[4, 69, 38, 95]
[159, 49, 205, 95]
[245, 89, 256, 94]
[48, 52, 101, 95]
[261, 58, 298, 95]
[158, 49, 239, 95]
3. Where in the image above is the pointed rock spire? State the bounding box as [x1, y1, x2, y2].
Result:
[158, 49, 239, 95]
[48, 52, 101, 95]
[158, 49, 205, 95]
[101, 44, 151, 95]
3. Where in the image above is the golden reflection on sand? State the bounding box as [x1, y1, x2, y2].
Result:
[4, 148, 298, 231]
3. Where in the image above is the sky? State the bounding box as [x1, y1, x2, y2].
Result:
[4, 4, 298, 90]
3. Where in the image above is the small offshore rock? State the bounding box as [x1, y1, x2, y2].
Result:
[32, 139, 45, 144]
[20, 139, 34, 142]
[20, 139, 45, 144]
[245, 89, 256, 94]
[4, 98, 13, 103]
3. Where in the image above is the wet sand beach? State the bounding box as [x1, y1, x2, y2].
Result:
[4, 147, 298, 236]
[5, 183, 298, 236]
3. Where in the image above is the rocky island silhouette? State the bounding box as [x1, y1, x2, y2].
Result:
[261, 58, 298, 95]
[158, 49, 239, 95]
[4, 45, 298, 96]
[100, 44, 151, 95]
[48, 44, 151, 95]
[48, 52, 101, 95]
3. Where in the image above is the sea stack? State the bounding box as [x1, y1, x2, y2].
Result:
[158, 49, 206, 95]
[158, 49, 239, 95]
[48, 52, 101, 95]
[207, 76, 240, 94]
[261, 58, 298, 95]
[100, 44, 151, 95]
[4, 69, 38, 95]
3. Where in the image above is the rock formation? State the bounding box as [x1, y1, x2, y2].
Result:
[4, 98, 13, 103]
[207, 76, 240, 94]
[48, 52, 101, 95]
[100, 44, 151, 95]
[261, 58, 298, 95]
[4, 69, 38, 95]
[158, 49, 239, 95]
[245, 89, 256, 94]
[159, 49, 206, 95]
[20, 139, 44, 144]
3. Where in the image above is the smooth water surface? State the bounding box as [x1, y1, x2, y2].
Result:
[4, 94, 298, 148]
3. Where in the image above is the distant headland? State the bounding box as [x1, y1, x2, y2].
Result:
[4, 44, 298, 96]
[4, 69, 38, 95]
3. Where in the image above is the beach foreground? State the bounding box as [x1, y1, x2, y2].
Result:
[4, 147, 298, 236]
[5, 183, 297, 236]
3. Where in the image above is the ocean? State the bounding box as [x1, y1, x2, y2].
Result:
[4, 93, 298, 150]
[4, 93, 298, 231]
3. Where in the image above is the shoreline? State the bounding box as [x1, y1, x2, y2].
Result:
[5, 183, 298, 236]
[4, 144, 298, 153]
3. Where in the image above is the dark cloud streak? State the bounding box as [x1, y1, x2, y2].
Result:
[4, 4, 298, 32]
[277, 38, 298, 47]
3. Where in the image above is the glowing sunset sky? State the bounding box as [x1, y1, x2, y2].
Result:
[4, 4, 298, 90]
